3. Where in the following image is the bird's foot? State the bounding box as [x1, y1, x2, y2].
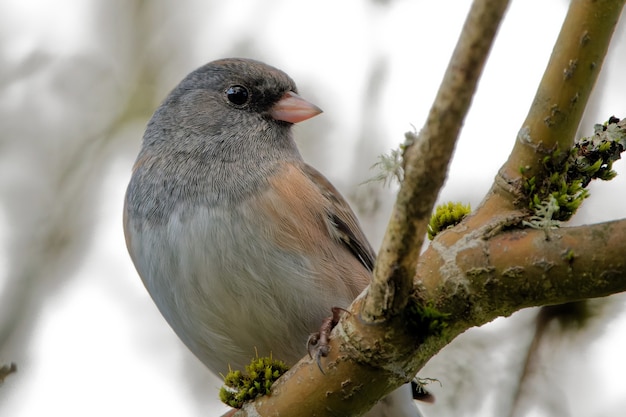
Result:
[307, 307, 348, 373]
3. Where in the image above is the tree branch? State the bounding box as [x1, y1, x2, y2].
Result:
[497, 0, 625, 204]
[226, 1, 625, 415]
[419, 218, 626, 328]
[0, 362, 17, 383]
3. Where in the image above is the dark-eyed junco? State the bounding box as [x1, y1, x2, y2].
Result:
[124, 58, 420, 416]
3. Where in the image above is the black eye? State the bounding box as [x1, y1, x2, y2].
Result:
[225, 85, 249, 106]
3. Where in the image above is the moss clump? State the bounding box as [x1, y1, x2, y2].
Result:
[406, 299, 451, 343]
[522, 116, 626, 229]
[219, 356, 289, 409]
[428, 202, 471, 240]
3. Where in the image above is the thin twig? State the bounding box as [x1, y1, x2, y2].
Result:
[364, 0, 511, 321]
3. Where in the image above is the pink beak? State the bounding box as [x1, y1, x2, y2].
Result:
[269, 91, 322, 124]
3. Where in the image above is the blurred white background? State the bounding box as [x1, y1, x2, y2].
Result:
[0, 1, 625, 416]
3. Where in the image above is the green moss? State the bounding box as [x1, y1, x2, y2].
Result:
[522, 116, 625, 229]
[406, 299, 451, 342]
[219, 356, 289, 409]
[563, 248, 576, 263]
[428, 202, 471, 240]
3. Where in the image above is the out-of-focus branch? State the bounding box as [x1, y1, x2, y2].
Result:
[0, 363, 16, 383]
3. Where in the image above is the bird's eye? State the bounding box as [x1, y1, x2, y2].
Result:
[225, 85, 249, 106]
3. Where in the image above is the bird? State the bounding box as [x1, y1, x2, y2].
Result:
[124, 58, 421, 416]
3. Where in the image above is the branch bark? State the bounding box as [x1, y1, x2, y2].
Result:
[419, 218, 626, 328]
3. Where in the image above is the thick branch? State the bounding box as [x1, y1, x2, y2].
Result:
[364, 0, 511, 321]
[420, 218, 626, 326]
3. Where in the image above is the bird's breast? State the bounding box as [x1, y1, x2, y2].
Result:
[124, 161, 367, 374]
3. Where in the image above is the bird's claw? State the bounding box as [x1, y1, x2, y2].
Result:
[306, 307, 348, 374]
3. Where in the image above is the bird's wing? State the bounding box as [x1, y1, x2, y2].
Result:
[301, 164, 376, 272]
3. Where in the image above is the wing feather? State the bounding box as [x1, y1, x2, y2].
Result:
[300, 164, 376, 272]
